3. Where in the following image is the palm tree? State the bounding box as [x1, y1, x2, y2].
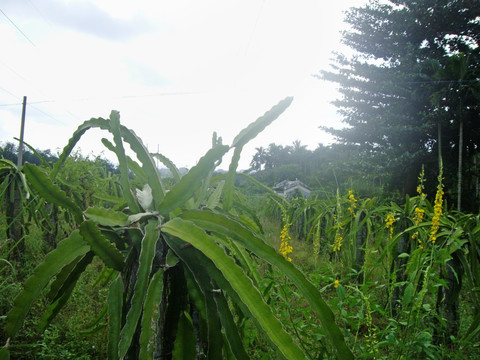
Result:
[249, 146, 267, 171]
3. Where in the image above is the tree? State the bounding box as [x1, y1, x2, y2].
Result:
[320, 0, 480, 198]
[249, 146, 268, 171]
[433, 51, 480, 211]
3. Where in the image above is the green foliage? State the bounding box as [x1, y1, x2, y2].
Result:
[2, 98, 353, 359]
[5, 231, 89, 337]
[248, 143, 387, 200]
[258, 178, 480, 359]
[320, 0, 480, 204]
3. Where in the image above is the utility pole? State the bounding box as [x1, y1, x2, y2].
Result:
[17, 96, 27, 168]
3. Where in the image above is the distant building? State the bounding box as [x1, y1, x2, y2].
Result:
[273, 179, 311, 198]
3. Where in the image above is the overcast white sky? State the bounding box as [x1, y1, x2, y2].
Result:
[0, 0, 362, 170]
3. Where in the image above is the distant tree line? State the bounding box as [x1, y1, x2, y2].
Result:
[247, 0, 480, 209]
[318, 0, 479, 211]
[0, 142, 59, 167]
[0, 142, 119, 174]
[248, 141, 389, 200]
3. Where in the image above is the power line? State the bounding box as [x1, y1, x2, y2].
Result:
[0, 8, 36, 47]
[0, 86, 20, 100]
[244, 0, 265, 56]
[28, 103, 68, 125]
[0, 100, 54, 107]
[27, 0, 55, 28]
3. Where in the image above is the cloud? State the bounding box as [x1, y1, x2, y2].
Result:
[124, 58, 170, 87]
[4, 0, 154, 41]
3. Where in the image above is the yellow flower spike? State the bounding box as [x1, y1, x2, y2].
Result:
[347, 190, 358, 218]
[334, 279, 339, 289]
[417, 165, 427, 200]
[412, 207, 425, 243]
[279, 207, 293, 261]
[333, 234, 343, 252]
[385, 213, 396, 239]
[429, 166, 444, 244]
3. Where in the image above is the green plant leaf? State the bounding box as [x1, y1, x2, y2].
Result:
[46, 255, 83, 302]
[0, 346, 10, 360]
[223, 97, 292, 211]
[162, 218, 307, 360]
[93, 266, 117, 287]
[80, 221, 125, 271]
[108, 275, 124, 360]
[139, 268, 164, 360]
[166, 250, 179, 268]
[167, 236, 264, 355]
[117, 120, 166, 207]
[51, 117, 110, 179]
[5, 231, 90, 337]
[336, 284, 346, 300]
[118, 219, 160, 359]
[93, 193, 125, 205]
[39, 251, 95, 332]
[110, 111, 141, 213]
[127, 156, 148, 183]
[172, 312, 196, 360]
[167, 243, 228, 359]
[15, 138, 50, 168]
[152, 152, 183, 183]
[85, 207, 129, 227]
[82, 303, 108, 333]
[231, 97, 293, 148]
[22, 163, 83, 224]
[212, 290, 249, 360]
[206, 180, 225, 210]
[157, 145, 229, 216]
[403, 282, 414, 307]
[223, 146, 242, 211]
[178, 209, 353, 360]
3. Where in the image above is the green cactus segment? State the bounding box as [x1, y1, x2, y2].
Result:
[23, 163, 83, 224]
[84, 206, 129, 226]
[212, 289, 250, 360]
[172, 312, 196, 360]
[162, 217, 307, 360]
[107, 275, 124, 360]
[139, 268, 164, 360]
[5, 231, 90, 337]
[157, 145, 229, 216]
[80, 221, 125, 271]
[118, 219, 160, 359]
[39, 251, 95, 332]
[179, 209, 354, 360]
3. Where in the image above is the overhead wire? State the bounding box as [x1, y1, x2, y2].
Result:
[0, 7, 36, 47]
[244, 0, 265, 56]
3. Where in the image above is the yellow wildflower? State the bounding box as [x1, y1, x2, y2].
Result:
[347, 190, 358, 217]
[429, 168, 444, 244]
[279, 210, 293, 261]
[417, 165, 426, 200]
[333, 234, 343, 252]
[412, 207, 425, 245]
[334, 279, 339, 289]
[385, 213, 396, 239]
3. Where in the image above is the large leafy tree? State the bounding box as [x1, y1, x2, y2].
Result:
[321, 0, 480, 198]
[433, 51, 480, 210]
